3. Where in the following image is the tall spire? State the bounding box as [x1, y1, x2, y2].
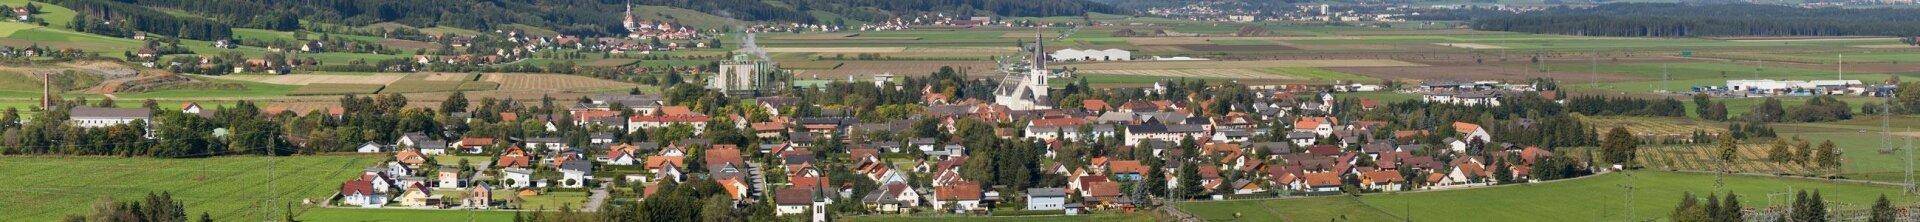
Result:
[1034, 27, 1045, 72]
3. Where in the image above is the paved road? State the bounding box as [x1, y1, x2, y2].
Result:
[582, 187, 608, 211]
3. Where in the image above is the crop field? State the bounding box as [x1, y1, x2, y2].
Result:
[1179, 171, 1916, 221]
[1063, 60, 1425, 70]
[1079, 69, 1283, 80]
[780, 61, 845, 70]
[1579, 115, 1725, 138]
[484, 73, 637, 92]
[114, 77, 299, 99]
[1635, 144, 1823, 175]
[419, 73, 479, 81]
[1261, 67, 1376, 82]
[761, 47, 908, 53]
[288, 83, 385, 96]
[0, 155, 381, 221]
[211, 73, 408, 85]
[1703, 51, 1920, 64]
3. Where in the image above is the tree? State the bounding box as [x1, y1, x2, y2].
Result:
[1747, 98, 1785, 122]
[1720, 193, 1742, 222]
[700, 195, 734, 222]
[1717, 134, 1738, 167]
[1601, 127, 1639, 167]
[1704, 102, 1729, 121]
[1816, 140, 1840, 169]
[1177, 162, 1202, 199]
[442, 91, 469, 113]
[1767, 138, 1791, 163]
[1672, 192, 1708, 222]
[1794, 139, 1813, 164]
[1142, 163, 1167, 198]
[1871, 195, 1894, 222]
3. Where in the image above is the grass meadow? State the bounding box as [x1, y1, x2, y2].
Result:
[1177, 171, 1914, 221]
[0, 155, 381, 221]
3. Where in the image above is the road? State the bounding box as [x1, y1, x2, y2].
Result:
[582, 187, 608, 212]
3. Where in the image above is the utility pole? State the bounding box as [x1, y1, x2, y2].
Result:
[1838, 54, 1845, 80]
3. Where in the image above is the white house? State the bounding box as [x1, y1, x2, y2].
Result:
[339, 178, 387, 208]
[500, 168, 534, 188]
[775, 187, 817, 216]
[557, 160, 592, 188]
[1025, 188, 1067, 211]
[355, 142, 385, 153]
[931, 182, 984, 213]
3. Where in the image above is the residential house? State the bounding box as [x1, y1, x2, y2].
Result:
[339, 178, 388, 208]
[557, 159, 592, 188]
[398, 183, 443, 208]
[861, 182, 921, 213]
[932, 181, 984, 213]
[1025, 188, 1067, 211]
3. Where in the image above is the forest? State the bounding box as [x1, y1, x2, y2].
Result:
[1472, 3, 1920, 37]
[44, 0, 1114, 39]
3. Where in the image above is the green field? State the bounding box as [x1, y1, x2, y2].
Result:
[0, 0, 78, 28]
[289, 83, 386, 96]
[113, 77, 300, 99]
[847, 213, 1158, 222]
[1263, 67, 1376, 82]
[0, 155, 381, 221]
[1176, 171, 1914, 221]
[1555, 62, 1920, 93]
[296, 208, 516, 222]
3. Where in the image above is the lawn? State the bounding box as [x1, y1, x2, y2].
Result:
[1177, 171, 1914, 221]
[847, 212, 1158, 222]
[0, 0, 78, 28]
[295, 208, 516, 222]
[0, 21, 37, 37]
[0, 155, 382, 221]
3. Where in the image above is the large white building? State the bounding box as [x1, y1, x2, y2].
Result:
[1050, 49, 1132, 62]
[69, 107, 151, 128]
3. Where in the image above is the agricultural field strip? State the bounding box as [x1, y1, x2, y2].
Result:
[1065, 60, 1425, 70]
[208, 74, 408, 85]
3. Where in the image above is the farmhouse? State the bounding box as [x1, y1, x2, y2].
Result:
[1051, 49, 1133, 62]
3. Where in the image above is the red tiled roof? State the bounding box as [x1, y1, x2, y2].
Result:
[1304, 172, 1343, 187]
[645, 156, 685, 169]
[1082, 100, 1111, 111]
[1452, 121, 1482, 133]
[340, 179, 376, 196]
[935, 181, 982, 201]
[1362, 170, 1404, 185]
[1109, 160, 1145, 174]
